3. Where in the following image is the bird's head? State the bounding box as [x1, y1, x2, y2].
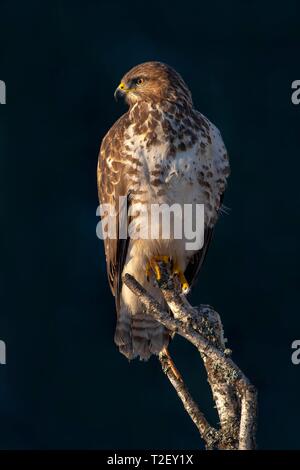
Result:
[114, 61, 192, 108]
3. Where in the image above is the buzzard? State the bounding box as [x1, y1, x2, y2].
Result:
[97, 62, 230, 360]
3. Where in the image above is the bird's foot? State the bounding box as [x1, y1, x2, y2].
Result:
[146, 256, 170, 282]
[146, 256, 189, 294]
[172, 263, 189, 294]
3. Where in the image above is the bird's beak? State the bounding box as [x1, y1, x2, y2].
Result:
[114, 82, 128, 101]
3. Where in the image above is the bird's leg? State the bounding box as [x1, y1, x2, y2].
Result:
[146, 262, 152, 282]
[146, 256, 170, 283]
[172, 262, 189, 294]
[146, 256, 189, 294]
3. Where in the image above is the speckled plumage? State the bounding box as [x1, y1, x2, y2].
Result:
[97, 62, 230, 360]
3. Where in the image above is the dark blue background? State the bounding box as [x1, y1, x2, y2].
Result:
[0, 0, 300, 449]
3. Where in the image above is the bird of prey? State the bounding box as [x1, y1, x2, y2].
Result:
[97, 61, 230, 360]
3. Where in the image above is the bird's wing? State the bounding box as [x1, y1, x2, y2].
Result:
[97, 113, 131, 312]
[184, 203, 221, 288]
[184, 114, 230, 288]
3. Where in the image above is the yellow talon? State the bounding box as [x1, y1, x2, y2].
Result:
[146, 263, 151, 282]
[173, 263, 190, 294]
[151, 258, 162, 281]
[146, 256, 189, 294]
[181, 281, 189, 293]
[146, 256, 170, 282]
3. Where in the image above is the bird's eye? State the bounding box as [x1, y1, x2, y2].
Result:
[136, 78, 144, 86]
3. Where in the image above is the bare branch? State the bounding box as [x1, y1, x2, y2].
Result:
[159, 349, 220, 449]
[237, 380, 257, 450]
[123, 271, 257, 450]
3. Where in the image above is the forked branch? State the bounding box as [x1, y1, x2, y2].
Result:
[123, 269, 257, 450]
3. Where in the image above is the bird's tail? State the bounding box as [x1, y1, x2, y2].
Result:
[114, 308, 169, 361]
